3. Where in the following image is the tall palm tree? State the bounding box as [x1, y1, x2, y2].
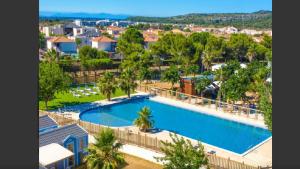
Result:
[97, 72, 118, 101]
[84, 128, 125, 169]
[119, 68, 138, 98]
[134, 107, 154, 132]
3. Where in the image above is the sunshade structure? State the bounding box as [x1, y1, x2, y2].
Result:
[39, 143, 74, 167]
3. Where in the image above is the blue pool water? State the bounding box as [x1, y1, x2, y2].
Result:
[80, 98, 272, 154]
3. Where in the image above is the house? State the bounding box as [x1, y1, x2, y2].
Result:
[47, 37, 77, 54]
[39, 143, 74, 169]
[73, 27, 100, 37]
[143, 33, 158, 49]
[92, 36, 117, 52]
[189, 26, 205, 33]
[42, 25, 64, 37]
[39, 124, 89, 169]
[145, 28, 162, 35]
[218, 26, 238, 34]
[106, 26, 124, 36]
[39, 115, 58, 134]
[240, 29, 263, 35]
[63, 23, 81, 36]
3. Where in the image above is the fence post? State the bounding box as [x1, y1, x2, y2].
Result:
[155, 137, 158, 150]
[227, 157, 230, 169]
[247, 108, 250, 117]
[127, 130, 130, 142]
[145, 133, 147, 147]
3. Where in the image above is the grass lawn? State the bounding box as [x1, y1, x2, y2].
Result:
[75, 153, 162, 169]
[39, 85, 128, 110]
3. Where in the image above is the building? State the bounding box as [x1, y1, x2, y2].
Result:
[74, 20, 82, 27]
[179, 75, 216, 97]
[73, 27, 100, 37]
[240, 29, 263, 35]
[218, 26, 238, 34]
[143, 33, 159, 49]
[92, 36, 117, 52]
[39, 123, 89, 169]
[106, 26, 124, 36]
[69, 28, 101, 47]
[63, 23, 81, 36]
[47, 37, 77, 54]
[189, 26, 205, 32]
[39, 115, 58, 134]
[42, 25, 64, 37]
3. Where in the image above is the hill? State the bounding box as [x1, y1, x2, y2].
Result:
[128, 11, 272, 29]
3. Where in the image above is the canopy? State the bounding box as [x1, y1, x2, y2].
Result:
[39, 143, 74, 166]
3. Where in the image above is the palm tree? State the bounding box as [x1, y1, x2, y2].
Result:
[44, 49, 59, 63]
[84, 128, 125, 169]
[97, 72, 118, 101]
[134, 107, 154, 132]
[202, 52, 214, 71]
[119, 68, 138, 98]
[162, 65, 180, 91]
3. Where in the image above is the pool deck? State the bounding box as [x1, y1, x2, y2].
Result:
[61, 92, 272, 167]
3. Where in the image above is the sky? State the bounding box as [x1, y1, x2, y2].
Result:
[39, 0, 272, 17]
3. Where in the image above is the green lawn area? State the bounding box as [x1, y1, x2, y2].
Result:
[39, 85, 128, 110]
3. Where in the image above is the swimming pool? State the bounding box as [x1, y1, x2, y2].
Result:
[80, 97, 272, 154]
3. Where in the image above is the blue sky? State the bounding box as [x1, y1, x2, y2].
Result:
[40, 0, 272, 17]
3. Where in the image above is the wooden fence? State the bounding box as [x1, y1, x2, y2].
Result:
[39, 111, 267, 169]
[137, 84, 264, 121]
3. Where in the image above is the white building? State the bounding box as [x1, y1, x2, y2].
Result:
[42, 25, 64, 37]
[92, 36, 116, 52]
[74, 19, 82, 27]
[240, 29, 263, 36]
[47, 37, 77, 54]
[73, 27, 99, 37]
[218, 26, 238, 34]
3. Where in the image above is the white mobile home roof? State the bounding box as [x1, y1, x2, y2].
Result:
[39, 143, 73, 166]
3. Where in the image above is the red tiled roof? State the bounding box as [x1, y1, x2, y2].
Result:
[107, 26, 123, 31]
[92, 36, 116, 43]
[144, 35, 158, 42]
[49, 36, 74, 43]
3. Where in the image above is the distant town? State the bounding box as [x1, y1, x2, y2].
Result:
[39, 17, 272, 59]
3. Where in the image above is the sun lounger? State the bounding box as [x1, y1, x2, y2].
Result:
[84, 93, 91, 96]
